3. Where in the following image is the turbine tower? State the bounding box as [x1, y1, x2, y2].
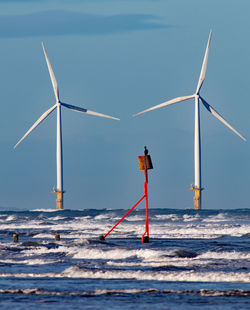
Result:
[14, 43, 119, 210]
[133, 31, 246, 210]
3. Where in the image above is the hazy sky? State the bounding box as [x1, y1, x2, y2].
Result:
[1, 0, 250, 210]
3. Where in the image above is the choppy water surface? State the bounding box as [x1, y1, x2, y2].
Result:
[0, 208, 249, 309]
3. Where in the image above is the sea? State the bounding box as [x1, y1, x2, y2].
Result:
[0, 208, 249, 310]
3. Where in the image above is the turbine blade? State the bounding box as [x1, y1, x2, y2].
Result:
[196, 30, 212, 94]
[42, 42, 59, 102]
[14, 104, 57, 149]
[61, 102, 120, 120]
[200, 96, 246, 142]
[133, 95, 195, 116]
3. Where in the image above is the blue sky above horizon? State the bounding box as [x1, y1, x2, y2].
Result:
[0, 0, 250, 210]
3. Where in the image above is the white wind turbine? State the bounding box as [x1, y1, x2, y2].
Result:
[14, 43, 120, 210]
[133, 31, 246, 210]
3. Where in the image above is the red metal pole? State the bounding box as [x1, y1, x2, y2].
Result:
[145, 170, 149, 238]
[142, 169, 149, 243]
[104, 194, 146, 239]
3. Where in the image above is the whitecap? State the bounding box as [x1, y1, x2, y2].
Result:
[61, 266, 250, 282]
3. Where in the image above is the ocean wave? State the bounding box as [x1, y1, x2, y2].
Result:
[202, 213, 229, 222]
[183, 214, 201, 222]
[0, 288, 249, 297]
[31, 209, 60, 212]
[0, 268, 249, 282]
[0, 208, 248, 309]
[0, 258, 59, 265]
[0, 209, 248, 240]
[199, 251, 250, 260]
[72, 247, 168, 261]
[62, 267, 250, 282]
[155, 214, 180, 221]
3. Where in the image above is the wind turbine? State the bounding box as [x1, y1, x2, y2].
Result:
[14, 43, 120, 210]
[133, 31, 246, 210]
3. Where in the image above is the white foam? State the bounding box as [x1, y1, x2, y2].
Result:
[72, 247, 168, 261]
[31, 209, 59, 212]
[32, 233, 74, 239]
[32, 233, 56, 239]
[19, 243, 171, 263]
[199, 251, 250, 260]
[183, 214, 200, 222]
[202, 213, 229, 223]
[106, 252, 250, 269]
[149, 223, 250, 238]
[21, 245, 69, 256]
[50, 216, 67, 221]
[0, 210, 248, 240]
[0, 258, 58, 265]
[61, 266, 250, 282]
[125, 215, 145, 222]
[5, 215, 17, 222]
[155, 214, 180, 221]
[94, 214, 112, 220]
[0, 268, 248, 283]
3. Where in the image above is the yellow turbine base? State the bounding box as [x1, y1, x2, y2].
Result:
[52, 190, 63, 210]
[189, 187, 202, 210]
[56, 192, 63, 210]
[194, 189, 201, 210]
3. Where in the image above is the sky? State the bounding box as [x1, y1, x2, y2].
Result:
[0, 0, 250, 210]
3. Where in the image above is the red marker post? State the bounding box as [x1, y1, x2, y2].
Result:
[101, 147, 153, 243]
